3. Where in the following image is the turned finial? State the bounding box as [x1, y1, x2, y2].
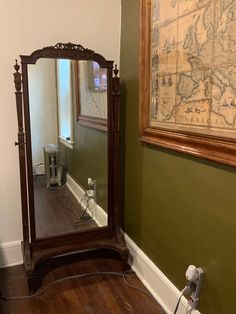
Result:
[14, 59, 22, 92]
[114, 64, 119, 77]
[14, 59, 20, 72]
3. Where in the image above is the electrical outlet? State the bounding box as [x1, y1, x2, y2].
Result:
[87, 189, 95, 198]
[187, 267, 204, 310]
[88, 177, 93, 186]
[87, 178, 97, 202]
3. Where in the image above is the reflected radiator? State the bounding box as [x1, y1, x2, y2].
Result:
[44, 144, 62, 187]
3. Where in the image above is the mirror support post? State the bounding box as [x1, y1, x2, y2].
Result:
[13, 60, 31, 265]
[112, 66, 128, 256]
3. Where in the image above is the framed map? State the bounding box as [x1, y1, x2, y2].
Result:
[139, 0, 236, 167]
[75, 61, 107, 131]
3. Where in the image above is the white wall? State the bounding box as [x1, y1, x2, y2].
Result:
[0, 0, 121, 267]
[28, 59, 58, 166]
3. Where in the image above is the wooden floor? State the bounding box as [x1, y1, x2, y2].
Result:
[34, 176, 98, 238]
[0, 251, 165, 314]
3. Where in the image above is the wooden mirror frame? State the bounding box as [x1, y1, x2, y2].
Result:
[14, 42, 128, 293]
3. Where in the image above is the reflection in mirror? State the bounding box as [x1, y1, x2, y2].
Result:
[78, 61, 107, 119]
[28, 59, 108, 239]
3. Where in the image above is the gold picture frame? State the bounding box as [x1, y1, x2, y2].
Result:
[139, 0, 236, 167]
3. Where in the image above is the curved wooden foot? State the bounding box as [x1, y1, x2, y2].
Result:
[27, 272, 42, 295]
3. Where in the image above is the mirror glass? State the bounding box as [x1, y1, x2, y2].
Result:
[28, 58, 108, 239]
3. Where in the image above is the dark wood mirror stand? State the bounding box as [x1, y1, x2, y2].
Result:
[14, 43, 128, 294]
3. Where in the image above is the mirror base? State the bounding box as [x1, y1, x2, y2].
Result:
[22, 234, 129, 294]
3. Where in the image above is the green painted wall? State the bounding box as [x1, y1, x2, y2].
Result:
[60, 123, 108, 211]
[120, 1, 236, 313]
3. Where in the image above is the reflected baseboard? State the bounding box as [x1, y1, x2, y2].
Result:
[66, 173, 107, 227]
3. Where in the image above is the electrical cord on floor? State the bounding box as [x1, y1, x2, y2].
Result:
[0, 270, 156, 303]
[74, 193, 96, 225]
[122, 271, 155, 299]
[173, 283, 191, 314]
[33, 162, 45, 176]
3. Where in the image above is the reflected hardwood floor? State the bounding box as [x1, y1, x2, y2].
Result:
[34, 176, 97, 238]
[0, 250, 166, 314]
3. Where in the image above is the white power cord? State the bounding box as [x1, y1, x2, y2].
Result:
[173, 284, 192, 314]
[74, 191, 96, 225]
[33, 162, 45, 176]
[0, 270, 156, 303]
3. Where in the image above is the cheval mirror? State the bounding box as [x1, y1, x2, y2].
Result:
[14, 42, 128, 293]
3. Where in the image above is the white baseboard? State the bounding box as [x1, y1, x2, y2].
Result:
[66, 173, 108, 227]
[124, 233, 201, 314]
[0, 241, 23, 268]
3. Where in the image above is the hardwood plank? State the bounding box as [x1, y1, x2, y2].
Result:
[0, 251, 166, 314]
[34, 176, 98, 238]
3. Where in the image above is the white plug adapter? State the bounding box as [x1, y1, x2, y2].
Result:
[88, 177, 93, 185]
[185, 265, 198, 281]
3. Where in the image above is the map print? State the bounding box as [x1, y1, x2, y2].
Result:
[150, 0, 236, 135]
